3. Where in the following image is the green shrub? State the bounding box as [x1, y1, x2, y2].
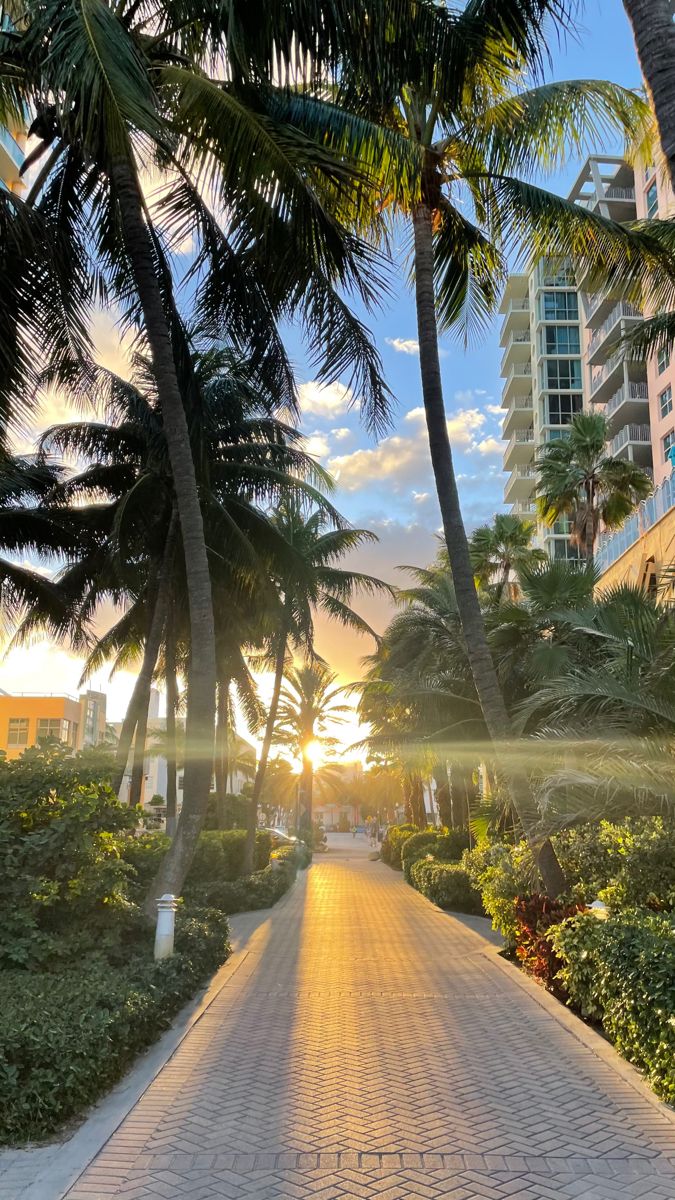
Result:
[551, 909, 675, 1102]
[0, 745, 143, 970]
[410, 860, 483, 914]
[0, 905, 230, 1144]
[189, 859, 296, 914]
[122, 832, 171, 897]
[434, 828, 471, 862]
[185, 829, 271, 887]
[462, 840, 537, 948]
[381, 823, 418, 869]
[401, 830, 440, 880]
[555, 817, 675, 912]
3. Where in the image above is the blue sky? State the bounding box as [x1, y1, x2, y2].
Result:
[0, 1, 645, 717]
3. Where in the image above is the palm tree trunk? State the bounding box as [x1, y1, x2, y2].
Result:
[113, 574, 164, 799]
[165, 596, 178, 837]
[410, 772, 426, 828]
[585, 482, 594, 567]
[403, 773, 414, 823]
[411, 202, 566, 897]
[243, 611, 289, 872]
[623, 0, 675, 192]
[299, 754, 313, 830]
[129, 514, 177, 808]
[110, 160, 217, 910]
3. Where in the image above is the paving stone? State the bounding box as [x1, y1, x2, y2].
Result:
[45, 834, 675, 1199]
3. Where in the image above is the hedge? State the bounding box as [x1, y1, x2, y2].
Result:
[409, 860, 483, 915]
[0, 906, 230, 1143]
[401, 828, 470, 881]
[551, 909, 675, 1103]
[380, 823, 418, 869]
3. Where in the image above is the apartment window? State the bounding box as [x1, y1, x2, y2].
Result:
[552, 517, 573, 535]
[660, 385, 673, 419]
[663, 429, 675, 462]
[544, 325, 580, 355]
[645, 164, 655, 182]
[552, 539, 580, 561]
[177, 773, 184, 791]
[37, 718, 71, 744]
[543, 291, 578, 321]
[547, 393, 583, 424]
[546, 360, 582, 390]
[546, 428, 570, 442]
[658, 346, 670, 375]
[646, 180, 658, 219]
[7, 718, 28, 747]
[541, 261, 575, 287]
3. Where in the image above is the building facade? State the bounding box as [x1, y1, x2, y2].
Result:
[501, 155, 675, 585]
[0, 120, 23, 192]
[0, 689, 107, 760]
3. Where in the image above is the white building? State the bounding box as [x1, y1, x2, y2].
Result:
[500, 156, 654, 561]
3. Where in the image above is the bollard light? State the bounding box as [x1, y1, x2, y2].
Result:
[154, 893, 178, 960]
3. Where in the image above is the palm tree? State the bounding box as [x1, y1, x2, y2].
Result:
[273, 662, 349, 828]
[469, 514, 547, 601]
[248, 501, 393, 841]
[535, 411, 653, 567]
[622, 1, 675, 192]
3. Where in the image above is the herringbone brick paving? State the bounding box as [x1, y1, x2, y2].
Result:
[66, 835, 675, 1199]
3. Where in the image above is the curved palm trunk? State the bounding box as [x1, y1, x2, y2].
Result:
[113, 574, 165, 800]
[410, 772, 426, 828]
[411, 202, 566, 897]
[129, 515, 177, 808]
[622, 0, 675, 191]
[165, 596, 178, 837]
[110, 161, 217, 910]
[243, 611, 290, 872]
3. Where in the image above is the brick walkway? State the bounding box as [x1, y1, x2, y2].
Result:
[66, 835, 675, 1199]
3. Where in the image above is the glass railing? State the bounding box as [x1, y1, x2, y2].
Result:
[596, 471, 675, 573]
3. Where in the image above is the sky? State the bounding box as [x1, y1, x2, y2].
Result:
[0, 0, 645, 744]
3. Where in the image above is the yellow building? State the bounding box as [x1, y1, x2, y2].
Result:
[0, 690, 107, 760]
[596, 476, 675, 595]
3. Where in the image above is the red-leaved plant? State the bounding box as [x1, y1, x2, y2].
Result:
[514, 894, 585, 996]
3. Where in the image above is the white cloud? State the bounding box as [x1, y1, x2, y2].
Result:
[330, 426, 353, 443]
[303, 431, 331, 459]
[329, 406, 487, 493]
[385, 336, 419, 356]
[472, 436, 504, 457]
[298, 381, 354, 418]
[486, 404, 503, 415]
[412, 491, 430, 504]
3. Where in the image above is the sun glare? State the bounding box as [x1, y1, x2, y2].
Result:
[303, 739, 324, 767]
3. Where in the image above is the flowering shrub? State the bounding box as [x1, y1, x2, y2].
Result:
[513, 893, 584, 993]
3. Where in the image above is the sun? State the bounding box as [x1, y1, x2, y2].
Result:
[303, 739, 324, 767]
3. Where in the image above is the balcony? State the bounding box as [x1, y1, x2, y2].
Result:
[609, 423, 653, 468]
[504, 464, 537, 504]
[503, 428, 535, 470]
[596, 471, 672, 576]
[511, 501, 538, 519]
[502, 362, 532, 404]
[587, 302, 643, 364]
[596, 382, 649, 435]
[502, 394, 534, 436]
[499, 297, 531, 344]
[500, 330, 531, 374]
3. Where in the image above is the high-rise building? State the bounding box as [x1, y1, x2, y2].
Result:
[500, 155, 675, 584]
[500, 256, 586, 561]
[0, 119, 24, 192]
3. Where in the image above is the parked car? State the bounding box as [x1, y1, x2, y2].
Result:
[263, 828, 298, 849]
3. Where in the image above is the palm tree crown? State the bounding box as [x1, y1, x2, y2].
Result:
[535, 411, 653, 566]
[469, 514, 547, 600]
